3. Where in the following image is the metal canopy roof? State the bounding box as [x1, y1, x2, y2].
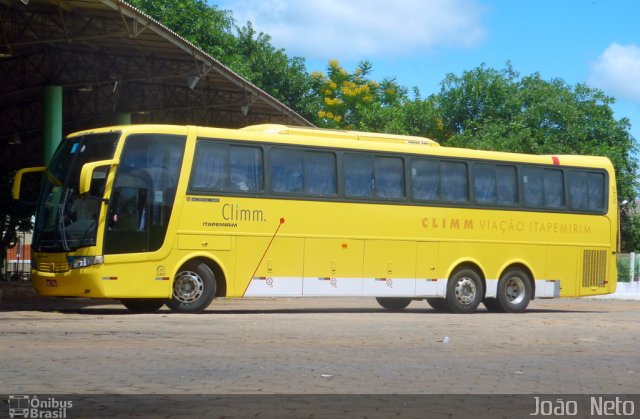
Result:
[0, 0, 313, 170]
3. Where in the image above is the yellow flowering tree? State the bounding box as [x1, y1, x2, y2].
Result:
[311, 60, 404, 129]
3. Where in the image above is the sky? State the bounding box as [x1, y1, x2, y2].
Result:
[214, 0, 640, 142]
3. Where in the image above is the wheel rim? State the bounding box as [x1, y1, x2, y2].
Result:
[504, 276, 526, 304]
[173, 270, 204, 304]
[454, 276, 477, 305]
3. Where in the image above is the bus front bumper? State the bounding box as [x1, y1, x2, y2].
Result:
[31, 269, 107, 298]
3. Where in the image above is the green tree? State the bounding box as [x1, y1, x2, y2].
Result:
[127, 0, 238, 61]
[436, 66, 637, 193]
[434, 64, 638, 250]
[359, 87, 446, 140]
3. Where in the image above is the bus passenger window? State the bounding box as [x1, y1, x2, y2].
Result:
[587, 172, 605, 211]
[441, 161, 468, 203]
[496, 165, 518, 205]
[375, 157, 404, 199]
[191, 142, 263, 193]
[544, 169, 565, 208]
[474, 164, 496, 204]
[569, 171, 587, 209]
[411, 159, 439, 201]
[344, 154, 374, 197]
[569, 171, 605, 211]
[191, 143, 228, 190]
[271, 148, 304, 193]
[230, 146, 263, 192]
[523, 167, 544, 207]
[523, 167, 565, 209]
[305, 151, 336, 196]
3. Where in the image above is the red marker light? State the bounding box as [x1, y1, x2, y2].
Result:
[552, 156, 560, 165]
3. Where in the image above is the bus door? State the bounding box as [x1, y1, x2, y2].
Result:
[105, 170, 152, 254]
[101, 134, 186, 297]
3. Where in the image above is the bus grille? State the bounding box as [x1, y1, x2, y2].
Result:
[38, 262, 69, 273]
[582, 250, 607, 288]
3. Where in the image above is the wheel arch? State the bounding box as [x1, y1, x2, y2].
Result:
[446, 259, 487, 295]
[173, 253, 228, 298]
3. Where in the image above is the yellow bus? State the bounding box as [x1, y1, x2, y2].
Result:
[13, 124, 618, 313]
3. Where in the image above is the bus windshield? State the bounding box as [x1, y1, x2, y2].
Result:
[33, 133, 119, 252]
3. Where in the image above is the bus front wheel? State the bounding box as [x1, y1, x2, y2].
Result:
[376, 297, 411, 311]
[496, 269, 532, 313]
[446, 268, 484, 314]
[167, 261, 216, 313]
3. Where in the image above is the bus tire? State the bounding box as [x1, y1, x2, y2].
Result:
[483, 298, 505, 313]
[496, 268, 532, 313]
[121, 298, 165, 313]
[446, 268, 484, 314]
[376, 297, 411, 311]
[426, 298, 451, 312]
[167, 261, 216, 313]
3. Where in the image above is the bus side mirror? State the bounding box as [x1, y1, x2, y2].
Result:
[79, 159, 119, 196]
[12, 167, 46, 203]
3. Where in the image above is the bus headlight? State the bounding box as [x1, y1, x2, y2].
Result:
[68, 255, 104, 269]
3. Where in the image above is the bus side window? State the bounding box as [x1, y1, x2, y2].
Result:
[441, 161, 468, 203]
[191, 142, 229, 190]
[523, 167, 544, 207]
[569, 171, 587, 210]
[375, 156, 404, 199]
[543, 169, 565, 208]
[569, 170, 605, 211]
[344, 154, 374, 197]
[474, 164, 496, 204]
[230, 146, 263, 192]
[587, 172, 605, 211]
[271, 148, 304, 193]
[411, 159, 439, 201]
[190, 142, 264, 193]
[523, 167, 565, 209]
[305, 151, 336, 196]
[496, 165, 518, 205]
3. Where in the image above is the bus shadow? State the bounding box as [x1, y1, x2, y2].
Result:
[198, 307, 603, 315]
[7, 306, 603, 315]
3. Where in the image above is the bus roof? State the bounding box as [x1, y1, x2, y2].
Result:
[240, 124, 440, 147]
[68, 124, 615, 171]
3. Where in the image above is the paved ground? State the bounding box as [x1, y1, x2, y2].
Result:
[1, 297, 639, 397]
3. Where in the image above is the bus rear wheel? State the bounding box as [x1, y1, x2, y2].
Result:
[167, 261, 216, 313]
[446, 268, 484, 314]
[496, 268, 532, 313]
[376, 297, 411, 311]
[121, 298, 165, 313]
